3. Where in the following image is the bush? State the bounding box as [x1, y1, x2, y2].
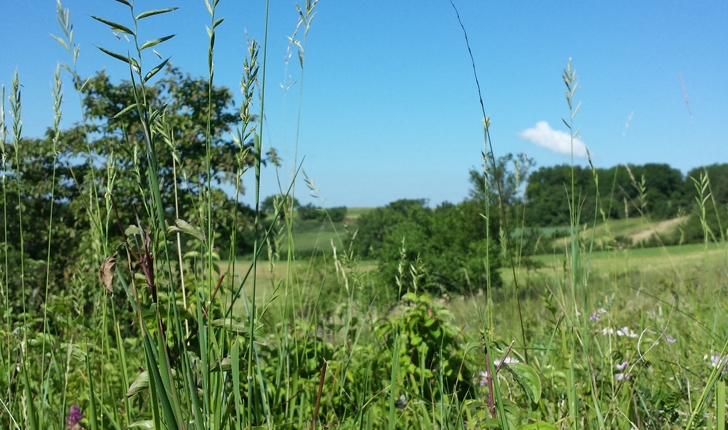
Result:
[354, 199, 502, 297]
[298, 203, 347, 222]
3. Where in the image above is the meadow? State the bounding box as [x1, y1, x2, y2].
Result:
[2, 2, 728, 430]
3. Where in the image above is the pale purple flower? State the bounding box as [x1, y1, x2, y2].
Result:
[615, 372, 632, 381]
[615, 361, 628, 371]
[66, 405, 83, 429]
[477, 370, 490, 387]
[710, 353, 728, 374]
[590, 308, 607, 321]
[665, 335, 676, 344]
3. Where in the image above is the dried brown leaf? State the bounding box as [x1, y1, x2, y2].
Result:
[99, 251, 118, 295]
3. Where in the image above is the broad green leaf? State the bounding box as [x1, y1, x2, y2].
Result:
[125, 225, 142, 236]
[144, 58, 170, 83]
[182, 250, 201, 260]
[89, 15, 134, 35]
[175, 218, 206, 243]
[140, 34, 175, 51]
[136, 7, 179, 20]
[126, 371, 149, 397]
[506, 363, 542, 405]
[502, 399, 522, 429]
[516, 422, 558, 430]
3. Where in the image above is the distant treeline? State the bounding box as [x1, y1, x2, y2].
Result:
[524, 163, 728, 226]
[261, 195, 347, 222]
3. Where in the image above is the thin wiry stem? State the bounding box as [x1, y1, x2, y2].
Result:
[448, 0, 529, 366]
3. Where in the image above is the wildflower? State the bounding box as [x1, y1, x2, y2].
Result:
[710, 353, 728, 374]
[493, 356, 519, 367]
[616, 327, 638, 338]
[615, 361, 628, 371]
[665, 335, 676, 344]
[66, 405, 83, 430]
[615, 372, 632, 381]
[590, 308, 607, 321]
[601, 328, 614, 335]
[477, 370, 490, 387]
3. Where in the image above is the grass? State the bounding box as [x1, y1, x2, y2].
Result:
[3, 2, 728, 429]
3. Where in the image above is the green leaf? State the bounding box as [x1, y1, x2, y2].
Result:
[142, 332, 180, 430]
[175, 218, 206, 243]
[209, 358, 232, 372]
[212, 318, 246, 333]
[114, 0, 133, 7]
[95, 46, 137, 68]
[502, 399, 522, 429]
[149, 103, 169, 124]
[126, 370, 149, 397]
[21, 362, 38, 430]
[140, 34, 176, 51]
[89, 15, 134, 35]
[127, 421, 154, 429]
[136, 7, 179, 20]
[506, 363, 542, 405]
[213, 17, 225, 29]
[144, 58, 170, 83]
[125, 225, 142, 236]
[114, 103, 138, 119]
[516, 422, 558, 430]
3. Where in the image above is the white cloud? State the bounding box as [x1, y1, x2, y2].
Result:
[517, 121, 588, 158]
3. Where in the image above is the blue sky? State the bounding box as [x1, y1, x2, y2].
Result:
[2, 1, 727, 207]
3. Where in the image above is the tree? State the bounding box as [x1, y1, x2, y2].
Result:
[260, 194, 301, 218]
[353, 199, 501, 297]
[469, 153, 533, 206]
[73, 65, 264, 253]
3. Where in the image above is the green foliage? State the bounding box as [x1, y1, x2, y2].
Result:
[298, 202, 347, 222]
[6, 2, 728, 430]
[354, 199, 502, 297]
[525, 163, 687, 226]
[261, 193, 299, 215]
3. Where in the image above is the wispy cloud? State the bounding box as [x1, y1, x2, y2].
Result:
[517, 121, 588, 158]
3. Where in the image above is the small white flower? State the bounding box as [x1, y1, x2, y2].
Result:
[615, 361, 628, 371]
[493, 356, 519, 367]
[601, 328, 614, 335]
[616, 327, 638, 338]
